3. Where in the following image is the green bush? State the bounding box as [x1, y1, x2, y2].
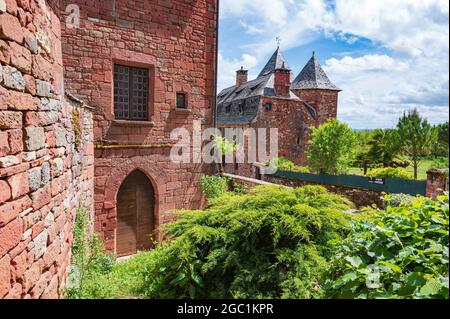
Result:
[200, 175, 230, 200]
[66, 205, 115, 299]
[431, 156, 449, 170]
[136, 185, 354, 299]
[324, 194, 449, 299]
[382, 193, 416, 208]
[367, 167, 414, 180]
[268, 157, 310, 173]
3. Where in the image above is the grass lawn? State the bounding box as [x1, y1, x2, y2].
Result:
[348, 158, 448, 180]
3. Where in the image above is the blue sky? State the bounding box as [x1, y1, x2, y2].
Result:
[218, 0, 449, 129]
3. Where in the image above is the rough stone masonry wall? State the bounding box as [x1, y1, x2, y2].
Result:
[0, 0, 94, 299]
[293, 89, 338, 126]
[223, 95, 315, 177]
[60, 0, 217, 251]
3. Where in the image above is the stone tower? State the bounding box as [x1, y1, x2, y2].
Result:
[291, 52, 341, 125]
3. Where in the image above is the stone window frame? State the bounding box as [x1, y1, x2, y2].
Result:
[113, 64, 150, 121]
[110, 50, 156, 124]
[176, 91, 188, 109]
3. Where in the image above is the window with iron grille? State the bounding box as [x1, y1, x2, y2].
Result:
[176, 92, 187, 109]
[114, 64, 149, 120]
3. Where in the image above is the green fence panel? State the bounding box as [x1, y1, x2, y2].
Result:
[271, 170, 427, 196]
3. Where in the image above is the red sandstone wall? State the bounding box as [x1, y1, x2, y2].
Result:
[0, 0, 94, 299]
[255, 96, 314, 166]
[222, 96, 315, 177]
[60, 0, 217, 251]
[292, 89, 338, 126]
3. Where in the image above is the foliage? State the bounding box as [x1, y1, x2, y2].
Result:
[431, 156, 449, 170]
[212, 134, 240, 175]
[367, 167, 414, 180]
[213, 134, 239, 157]
[397, 110, 439, 179]
[268, 157, 310, 173]
[324, 194, 449, 299]
[66, 205, 115, 299]
[135, 185, 354, 299]
[367, 129, 403, 168]
[308, 119, 358, 175]
[354, 130, 375, 174]
[432, 122, 449, 157]
[382, 193, 416, 208]
[200, 175, 230, 200]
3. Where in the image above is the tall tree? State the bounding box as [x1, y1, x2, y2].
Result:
[397, 110, 439, 179]
[354, 130, 374, 175]
[433, 122, 449, 157]
[307, 119, 357, 174]
[367, 129, 402, 168]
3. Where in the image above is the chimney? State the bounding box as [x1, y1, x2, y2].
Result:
[274, 62, 291, 97]
[236, 66, 248, 86]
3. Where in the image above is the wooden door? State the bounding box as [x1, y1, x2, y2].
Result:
[116, 170, 155, 257]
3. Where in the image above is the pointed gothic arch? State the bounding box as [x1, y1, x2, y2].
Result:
[116, 169, 155, 257]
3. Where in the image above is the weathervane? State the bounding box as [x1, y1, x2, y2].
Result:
[276, 36, 281, 48]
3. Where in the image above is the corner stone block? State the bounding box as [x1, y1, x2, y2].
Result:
[24, 126, 45, 151]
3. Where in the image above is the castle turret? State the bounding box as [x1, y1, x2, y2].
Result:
[292, 52, 341, 125]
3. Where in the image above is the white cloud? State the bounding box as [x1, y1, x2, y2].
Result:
[218, 52, 258, 92]
[219, 0, 449, 128]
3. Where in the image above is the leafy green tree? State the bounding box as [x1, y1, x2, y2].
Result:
[367, 129, 403, 168]
[433, 122, 449, 157]
[213, 134, 239, 176]
[307, 119, 357, 174]
[354, 130, 375, 175]
[397, 110, 439, 179]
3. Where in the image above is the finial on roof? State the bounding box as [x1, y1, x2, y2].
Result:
[276, 36, 281, 48]
[312, 51, 315, 57]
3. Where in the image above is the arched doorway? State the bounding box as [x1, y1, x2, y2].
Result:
[116, 170, 155, 257]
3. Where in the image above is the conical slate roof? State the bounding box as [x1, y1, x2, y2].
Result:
[292, 53, 340, 91]
[258, 47, 291, 77]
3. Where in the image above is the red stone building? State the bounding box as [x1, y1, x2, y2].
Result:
[1, 0, 217, 298]
[1, 0, 94, 298]
[59, 0, 218, 256]
[217, 48, 340, 176]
